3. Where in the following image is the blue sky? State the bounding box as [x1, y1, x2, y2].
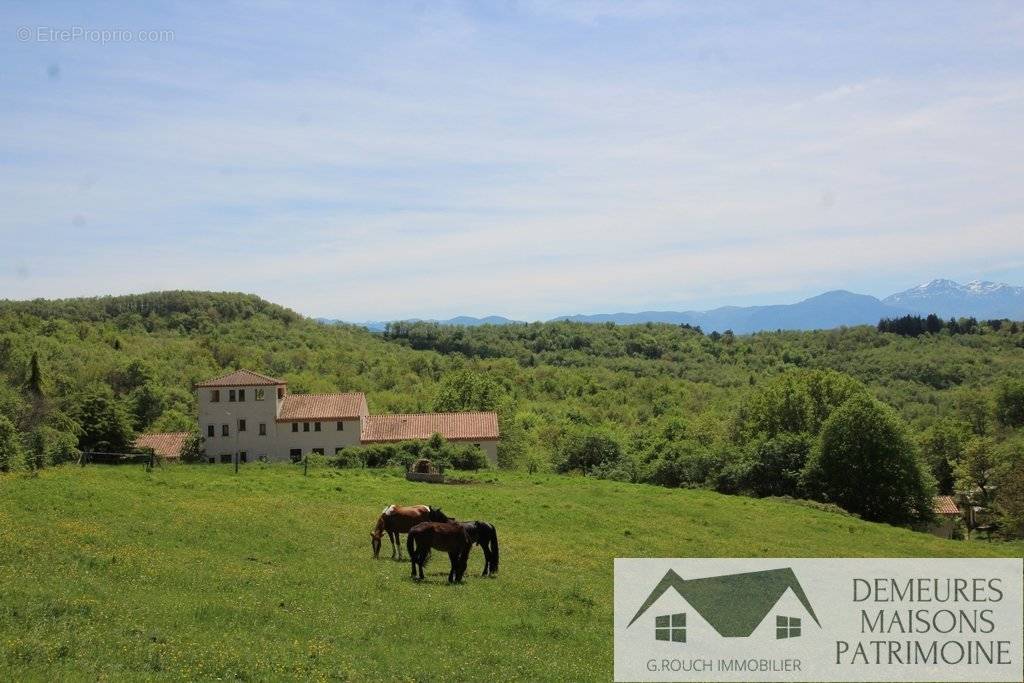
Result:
[3, 1, 1023, 320]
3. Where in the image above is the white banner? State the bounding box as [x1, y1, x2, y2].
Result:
[614, 558, 1023, 682]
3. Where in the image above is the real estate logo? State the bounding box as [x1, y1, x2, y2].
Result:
[628, 568, 821, 643]
[614, 558, 1023, 682]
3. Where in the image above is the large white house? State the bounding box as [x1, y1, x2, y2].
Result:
[141, 369, 500, 464]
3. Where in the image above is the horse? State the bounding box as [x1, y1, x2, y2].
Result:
[371, 504, 450, 559]
[406, 521, 474, 583]
[459, 521, 499, 576]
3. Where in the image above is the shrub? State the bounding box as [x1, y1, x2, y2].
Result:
[736, 433, 812, 498]
[329, 435, 490, 471]
[0, 415, 24, 472]
[554, 427, 624, 474]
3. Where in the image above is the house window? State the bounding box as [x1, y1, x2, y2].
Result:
[220, 454, 232, 463]
[289, 448, 302, 462]
[239, 451, 247, 463]
[210, 390, 220, 403]
[229, 389, 236, 402]
[238, 389, 246, 402]
[208, 457, 216, 464]
[238, 419, 247, 432]
[312, 448, 324, 455]
[314, 422, 321, 432]
[207, 425, 215, 438]
[255, 388, 265, 401]
[655, 613, 686, 643]
[776, 616, 801, 639]
[337, 421, 344, 431]
[259, 423, 267, 436]
[221, 424, 229, 437]
[291, 423, 298, 433]
[303, 422, 310, 432]
[277, 387, 285, 400]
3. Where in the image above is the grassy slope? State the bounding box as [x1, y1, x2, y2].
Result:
[0, 466, 1020, 682]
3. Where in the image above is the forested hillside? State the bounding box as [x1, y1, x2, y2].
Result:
[1, 292, 1022, 535]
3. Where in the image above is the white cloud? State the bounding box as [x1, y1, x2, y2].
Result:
[2, 2, 1023, 319]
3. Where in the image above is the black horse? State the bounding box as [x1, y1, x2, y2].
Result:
[460, 521, 499, 576]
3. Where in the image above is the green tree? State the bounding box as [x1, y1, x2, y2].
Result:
[733, 369, 867, 441]
[738, 433, 813, 498]
[130, 382, 165, 430]
[918, 419, 970, 494]
[27, 351, 43, 398]
[802, 395, 934, 525]
[0, 414, 24, 472]
[992, 441, 1024, 536]
[77, 390, 134, 453]
[955, 437, 999, 509]
[433, 370, 503, 412]
[994, 379, 1024, 428]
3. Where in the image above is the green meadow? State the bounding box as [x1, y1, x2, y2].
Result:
[0, 464, 1020, 681]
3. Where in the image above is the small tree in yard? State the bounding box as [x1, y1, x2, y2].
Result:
[77, 390, 134, 453]
[802, 395, 935, 525]
[179, 432, 206, 463]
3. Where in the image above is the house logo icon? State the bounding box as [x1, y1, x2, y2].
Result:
[627, 567, 820, 642]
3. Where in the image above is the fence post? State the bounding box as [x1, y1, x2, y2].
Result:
[304, 455, 308, 477]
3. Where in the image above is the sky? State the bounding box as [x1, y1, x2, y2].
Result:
[2, 1, 1024, 321]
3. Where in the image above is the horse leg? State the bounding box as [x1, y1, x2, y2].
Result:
[390, 530, 399, 560]
[408, 534, 418, 579]
[448, 551, 458, 583]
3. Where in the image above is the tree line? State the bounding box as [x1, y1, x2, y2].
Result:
[1, 292, 1022, 536]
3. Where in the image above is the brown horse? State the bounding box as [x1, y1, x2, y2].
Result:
[407, 521, 474, 583]
[371, 504, 450, 559]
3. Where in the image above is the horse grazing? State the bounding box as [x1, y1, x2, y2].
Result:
[371, 504, 450, 559]
[407, 521, 474, 583]
[460, 521, 499, 576]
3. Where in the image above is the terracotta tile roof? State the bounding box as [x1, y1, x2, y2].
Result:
[195, 369, 285, 388]
[360, 412, 499, 444]
[933, 495, 961, 516]
[277, 393, 367, 421]
[134, 432, 190, 458]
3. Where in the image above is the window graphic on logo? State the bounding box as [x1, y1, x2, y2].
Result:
[655, 613, 686, 643]
[628, 568, 820, 641]
[776, 615, 801, 639]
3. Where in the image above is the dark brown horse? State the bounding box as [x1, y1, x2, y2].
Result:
[407, 521, 474, 583]
[371, 504, 450, 559]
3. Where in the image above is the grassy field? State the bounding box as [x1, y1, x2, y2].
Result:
[0, 465, 1020, 681]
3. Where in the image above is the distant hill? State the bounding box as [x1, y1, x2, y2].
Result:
[556, 291, 910, 334]
[328, 278, 1024, 334]
[320, 315, 521, 332]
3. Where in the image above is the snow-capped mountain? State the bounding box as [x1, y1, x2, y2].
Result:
[334, 278, 1024, 334]
[883, 279, 1024, 319]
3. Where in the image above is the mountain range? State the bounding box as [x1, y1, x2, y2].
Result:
[330, 279, 1024, 335]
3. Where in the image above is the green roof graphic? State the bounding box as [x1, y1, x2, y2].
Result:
[627, 567, 821, 637]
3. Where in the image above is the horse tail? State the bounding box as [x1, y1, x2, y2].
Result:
[407, 529, 417, 558]
[487, 523, 499, 572]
